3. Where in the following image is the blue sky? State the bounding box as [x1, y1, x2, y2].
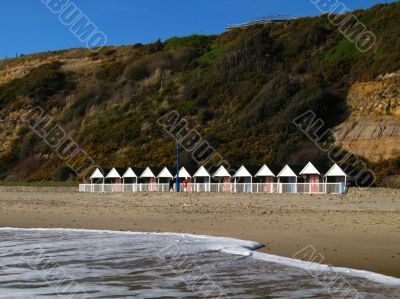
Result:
[0, 0, 396, 57]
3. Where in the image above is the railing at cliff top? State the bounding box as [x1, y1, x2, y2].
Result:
[227, 15, 298, 30]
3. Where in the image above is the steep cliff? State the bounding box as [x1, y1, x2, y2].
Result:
[1, 2, 400, 185]
[335, 73, 400, 162]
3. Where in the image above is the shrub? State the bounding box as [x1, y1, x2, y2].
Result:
[197, 44, 227, 65]
[67, 86, 108, 118]
[177, 100, 197, 115]
[0, 61, 72, 109]
[96, 60, 125, 81]
[99, 47, 117, 56]
[56, 165, 75, 181]
[164, 35, 216, 51]
[125, 59, 151, 81]
[125, 48, 199, 81]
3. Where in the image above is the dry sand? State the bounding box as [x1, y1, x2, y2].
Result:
[0, 187, 399, 278]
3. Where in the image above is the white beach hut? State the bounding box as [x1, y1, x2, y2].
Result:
[213, 165, 231, 178]
[157, 167, 174, 192]
[193, 166, 211, 192]
[299, 162, 321, 193]
[90, 168, 104, 192]
[324, 163, 347, 193]
[157, 167, 174, 183]
[277, 165, 297, 193]
[255, 165, 275, 193]
[176, 166, 191, 179]
[233, 166, 253, 193]
[106, 168, 121, 183]
[175, 167, 192, 192]
[122, 167, 137, 184]
[213, 165, 232, 192]
[90, 168, 104, 185]
[140, 167, 157, 191]
[106, 168, 122, 192]
[140, 167, 156, 180]
[122, 167, 137, 192]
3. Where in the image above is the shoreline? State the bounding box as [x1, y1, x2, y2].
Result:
[3, 227, 400, 286]
[0, 188, 399, 278]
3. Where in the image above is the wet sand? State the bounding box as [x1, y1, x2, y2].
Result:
[0, 187, 399, 278]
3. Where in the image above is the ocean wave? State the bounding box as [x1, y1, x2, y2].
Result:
[0, 227, 399, 298]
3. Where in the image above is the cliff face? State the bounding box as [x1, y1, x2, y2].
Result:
[335, 73, 400, 162]
[1, 2, 400, 184]
[346, 73, 400, 117]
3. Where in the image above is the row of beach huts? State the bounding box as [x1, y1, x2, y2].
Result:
[79, 162, 347, 194]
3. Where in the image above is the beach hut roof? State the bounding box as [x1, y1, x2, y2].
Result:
[213, 165, 231, 177]
[157, 167, 174, 178]
[299, 162, 320, 175]
[175, 166, 191, 178]
[234, 165, 252, 178]
[106, 168, 121, 179]
[90, 168, 104, 179]
[193, 166, 211, 178]
[325, 164, 347, 177]
[140, 167, 156, 178]
[277, 165, 297, 177]
[122, 167, 137, 178]
[255, 165, 275, 177]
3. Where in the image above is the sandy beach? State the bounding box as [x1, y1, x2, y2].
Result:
[0, 187, 399, 278]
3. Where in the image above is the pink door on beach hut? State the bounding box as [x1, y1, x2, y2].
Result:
[187, 178, 192, 192]
[265, 177, 273, 193]
[310, 175, 319, 193]
[150, 178, 156, 192]
[115, 178, 122, 192]
[223, 177, 231, 192]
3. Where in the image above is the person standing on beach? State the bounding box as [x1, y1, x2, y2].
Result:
[169, 178, 174, 192]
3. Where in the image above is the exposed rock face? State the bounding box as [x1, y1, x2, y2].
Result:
[347, 73, 400, 117]
[335, 73, 400, 162]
